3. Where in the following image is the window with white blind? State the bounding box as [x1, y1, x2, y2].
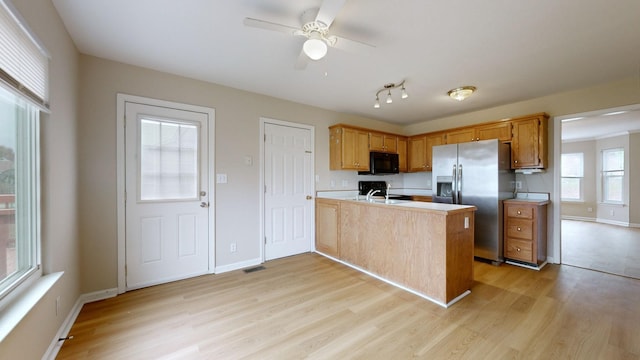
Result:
[561, 152, 584, 201]
[0, 0, 47, 305]
[601, 148, 624, 204]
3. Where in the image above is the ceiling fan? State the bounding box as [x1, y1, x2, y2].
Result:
[243, 0, 375, 69]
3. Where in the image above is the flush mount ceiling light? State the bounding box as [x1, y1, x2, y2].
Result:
[447, 86, 476, 101]
[374, 80, 408, 108]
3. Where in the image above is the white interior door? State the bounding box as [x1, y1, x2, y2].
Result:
[264, 122, 313, 260]
[125, 102, 210, 290]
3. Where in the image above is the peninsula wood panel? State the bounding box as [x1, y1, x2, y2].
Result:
[338, 201, 474, 304]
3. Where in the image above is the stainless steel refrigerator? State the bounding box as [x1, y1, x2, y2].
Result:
[432, 139, 514, 263]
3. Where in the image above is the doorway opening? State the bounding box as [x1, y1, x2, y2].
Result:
[558, 104, 640, 279]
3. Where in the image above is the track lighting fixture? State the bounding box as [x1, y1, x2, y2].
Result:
[373, 80, 408, 108]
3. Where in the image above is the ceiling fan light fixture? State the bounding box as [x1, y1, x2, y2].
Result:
[447, 86, 476, 101]
[303, 33, 327, 60]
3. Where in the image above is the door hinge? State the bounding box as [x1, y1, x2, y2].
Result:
[264, 134, 266, 142]
[124, 264, 127, 276]
[265, 236, 267, 244]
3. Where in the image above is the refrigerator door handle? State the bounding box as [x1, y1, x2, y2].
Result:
[457, 164, 463, 204]
[452, 164, 458, 204]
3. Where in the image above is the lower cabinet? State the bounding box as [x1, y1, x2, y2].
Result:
[504, 200, 548, 267]
[315, 198, 340, 257]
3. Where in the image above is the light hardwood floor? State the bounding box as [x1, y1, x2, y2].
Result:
[562, 219, 640, 279]
[57, 253, 640, 359]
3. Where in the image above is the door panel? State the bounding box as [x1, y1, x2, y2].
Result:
[264, 123, 313, 260]
[125, 102, 209, 290]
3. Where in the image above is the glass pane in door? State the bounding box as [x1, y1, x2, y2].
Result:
[139, 118, 199, 201]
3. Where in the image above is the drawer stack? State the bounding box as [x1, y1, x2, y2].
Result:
[503, 200, 548, 268]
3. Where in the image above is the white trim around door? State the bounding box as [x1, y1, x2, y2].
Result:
[116, 94, 216, 294]
[259, 118, 315, 262]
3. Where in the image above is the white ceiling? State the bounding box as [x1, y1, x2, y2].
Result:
[51, 0, 640, 126]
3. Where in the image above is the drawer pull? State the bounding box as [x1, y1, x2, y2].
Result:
[517, 227, 521, 231]
[517, 210, 522, 215]
[516, 247, 521, 252]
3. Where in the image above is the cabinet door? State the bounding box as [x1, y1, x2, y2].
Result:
[356, 130, 370, 171]
[446, 128, 476, 144]
[511, 118, 542, 168]
[425, 133, 445, 171]
[341, 128, 370, 170]
[369, 132, 385, 152]
[476, 122, 512, 141]
[397, 136, 408, 172]
[315, 199, 339, 257]
[370, 132, 397, 153]
[408, 135, 427, 172]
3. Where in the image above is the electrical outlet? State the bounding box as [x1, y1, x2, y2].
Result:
[230, 243, 237, 252]
[587, 207, 593, 212]
[610, 210, 615, 216]
[216, 174, 228, 183]
[515, 181, 522, 190]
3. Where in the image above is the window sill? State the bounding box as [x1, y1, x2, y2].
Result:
[0, 271, 63, 342]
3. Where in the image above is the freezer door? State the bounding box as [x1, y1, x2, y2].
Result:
[431, 144, 458, 203]
[458, 139, 504, 261]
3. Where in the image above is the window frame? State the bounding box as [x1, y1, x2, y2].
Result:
[560, 152, 584, 201]
[601, 147, 624, 204]
[0, 0, 46, 309]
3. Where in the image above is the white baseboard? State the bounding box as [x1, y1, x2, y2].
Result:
[215, 257, 262, 274]
[43, 288, 118, 360]
[596, 219, 630, 227]
[561, 215, 596, 222]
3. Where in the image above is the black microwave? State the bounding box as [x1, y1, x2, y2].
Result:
[358, 152, 400, 175]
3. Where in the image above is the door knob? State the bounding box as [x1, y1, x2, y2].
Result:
[306, 195, 313, 200]
[200, 202, 209, 208]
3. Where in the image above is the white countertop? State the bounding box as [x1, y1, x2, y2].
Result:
[316, 191, 475, 213]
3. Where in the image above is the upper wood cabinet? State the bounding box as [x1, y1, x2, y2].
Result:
[397, 136, 408, 172]
[408, 132, 444, 172]
[510, 114, 548, 169]
[329, 125, 370, 171]
[445, 128, 476, 144]
[476, 121, 512, 141]
[446, 122, 512, 144]
[369, 132, 398, 153]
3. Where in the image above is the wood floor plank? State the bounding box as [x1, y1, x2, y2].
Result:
[56, 253, 640, 359]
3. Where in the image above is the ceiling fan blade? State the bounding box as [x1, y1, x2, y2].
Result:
[331, 35, 376, 55]
[243, 17, 300, 35]
[294, 49, 309, 70]
[315, 0, 346, 27]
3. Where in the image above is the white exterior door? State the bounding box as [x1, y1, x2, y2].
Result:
[125, 101, 210, 290]
[264, 122, 314, 260]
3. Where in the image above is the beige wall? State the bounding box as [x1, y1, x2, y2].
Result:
[0, 0, 80, 358]
[630, 132, 640, 226]
[561, 140, 597, 220]
[77, 55, 402, 291]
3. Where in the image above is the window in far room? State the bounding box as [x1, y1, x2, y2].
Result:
[561, 152, 583, 201]
[601, 148, 624, 204]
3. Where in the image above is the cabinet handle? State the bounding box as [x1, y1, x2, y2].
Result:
[516, 247, 521, 252]
[517, 227, 521, 231]
[517, 210, 522, 215]
[514, 160, 519, 164]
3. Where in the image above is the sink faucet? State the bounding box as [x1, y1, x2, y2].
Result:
[366, 189, 381, 201]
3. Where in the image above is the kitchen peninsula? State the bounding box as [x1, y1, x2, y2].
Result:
[316, 195, 477, 307]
